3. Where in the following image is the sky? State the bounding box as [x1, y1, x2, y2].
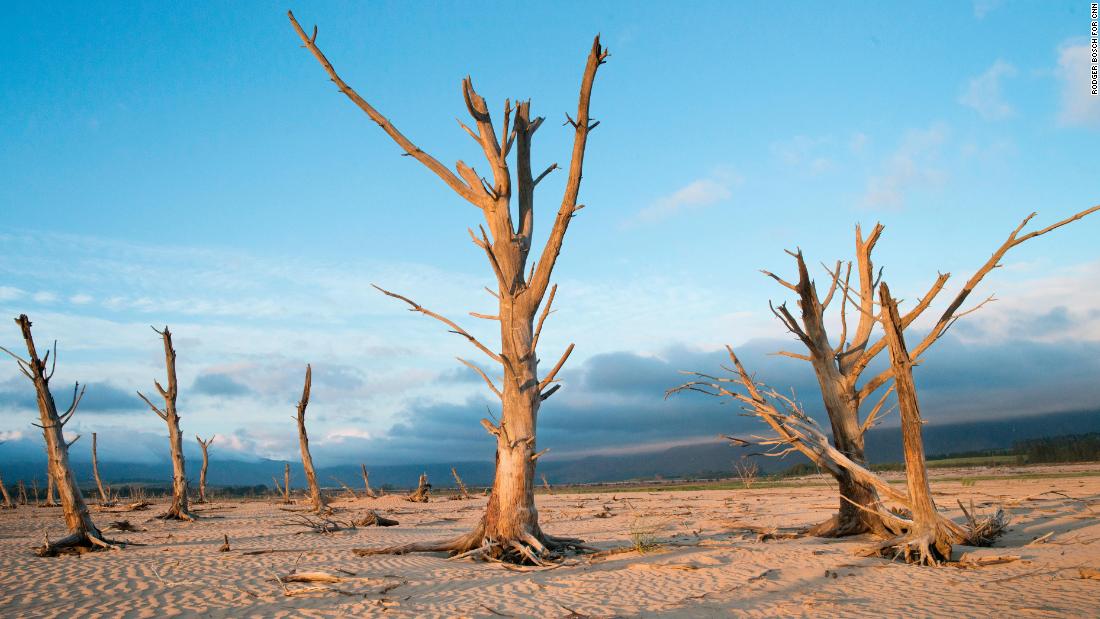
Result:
[1, 1, 1098, 468]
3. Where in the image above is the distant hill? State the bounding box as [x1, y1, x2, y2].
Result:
[1, 408, 1097, 489]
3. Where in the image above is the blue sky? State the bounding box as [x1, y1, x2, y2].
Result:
[1, 1, 1098, 467]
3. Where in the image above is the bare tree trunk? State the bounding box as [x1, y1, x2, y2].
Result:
[195, 435, 213, 503]
[17, 480, 27, 505]
[0, 469, 13, 508]
[874, 283, 962, 564]
[295, 365, 328, 513]
[451, 467, 470, 500]
[360, 465, 376, 499]
[407, 473, 431, 503]
[32, 477, 41, 507]
[90, 432, 114, 506]
[3, 314, 113, 555]
[289, 12, 608, 563]
[45, 469, 58, 506]
[137, 326, 193, 521]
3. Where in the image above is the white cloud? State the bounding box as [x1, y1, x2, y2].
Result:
[1056, 42, 1100, 127]
[973, 0, 1002, 19]
[0, 287, 23, 302]
[629, 167, 741, 225]
[959, 59, 1017, 120]
[849, 132, 869, 154]
[771, 135, 835, 175]
[861, 123, 949, 210]
[69, 294, 93, 305]
[32, 291, 57, 303]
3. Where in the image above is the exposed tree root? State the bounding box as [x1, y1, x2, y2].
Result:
[35, 530, 119, 557]
[156, 505, 197, 522]
[352, 521, 594, 565]
[353, 510, 398, 527]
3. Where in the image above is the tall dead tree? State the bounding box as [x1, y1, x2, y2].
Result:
[360, 464, 376, 499]
[295, 364, 328, 513]
[137, 326, 194, 521]
[195, 435, 214, 503]
[90, 432, 113, 505]
[759, 206, 1099, 536]
[289, 10, 605, 563]
[1, 315, 113, 555]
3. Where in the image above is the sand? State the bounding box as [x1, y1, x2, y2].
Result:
[0, 465, 1098, 618]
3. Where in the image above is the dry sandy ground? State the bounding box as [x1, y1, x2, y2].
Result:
[1, 466, 1098, 618]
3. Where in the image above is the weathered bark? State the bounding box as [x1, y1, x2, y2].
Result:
[3, 315, 113, 555]
[44, 469, 58, 506]
[873, 283, 964, 564]
[137, 326, 194, 521]
[91, 432, 114, 506]
[195, 435, 214, 503]
[406, 473, 431, 503]
[360, 465, 376, 499]
[289, 11, 607, 563]
[295, 365, 328, 513]
[761, 206, 1099, 537]
[354, 510, 399, 527]
[0, 469, 14, 508]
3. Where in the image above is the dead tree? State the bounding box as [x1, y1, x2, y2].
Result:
[758, 206, 1099, 536]
[17, 479, 27, 505]
[195, 435, 214, 503]
[44, 468, 58, 506]
[406, 473, 431, 503]
[90, 432, 114, 506]
[289, 10, 606, 563]
[360, 464, 376, 499]
[451, 467, 471, 500]
[277, 463, 293, 504]
[1, 315, 114, 555]
[0, 468, 14, 508]
[137, 326, 194, 521]
[669, 345, 1003, 564]
[295, 365, 328, 513]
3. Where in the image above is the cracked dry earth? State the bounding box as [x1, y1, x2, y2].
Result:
[1, 465, 1098, 618]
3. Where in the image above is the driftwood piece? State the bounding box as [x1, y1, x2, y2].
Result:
[451, 467, 471, 500]
[289, 10, 607, 564]
[353, 510, 399, 527]
[406, 473, 431, 503]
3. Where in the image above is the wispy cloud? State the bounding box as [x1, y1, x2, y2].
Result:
[973, 0, 1003, 19]
[627, 167, 741, 226]
[959, 59, 1017, 120]
[1055, 41, 1100, 128]
[861, 123, 949, 210]
[771, 136, 835, 175]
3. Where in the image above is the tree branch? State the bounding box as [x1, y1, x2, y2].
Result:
[373, 284, 502, 363]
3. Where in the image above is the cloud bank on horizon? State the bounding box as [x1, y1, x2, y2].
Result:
[0, 2, 1097, 466]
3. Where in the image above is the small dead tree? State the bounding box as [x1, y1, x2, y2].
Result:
[137, 326, 194, 521]
[360, 464, 376, 499]
[669, 345, 1004, 565]
[295, 365, 328, 513]
[44, 469, 58, 506]
[0, 468, 14, 509]
[1, 315, 114, 555]
[289, 10, 606, 562]
[758, 206, 1098, 536]
[277, 462, 293, 504]
[17, 479, 27, 505]
[406, 473, 431, 503]
[195, 435, 214, 503]
[451, 467, 471, 500]
[91, 432, 114, 506]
